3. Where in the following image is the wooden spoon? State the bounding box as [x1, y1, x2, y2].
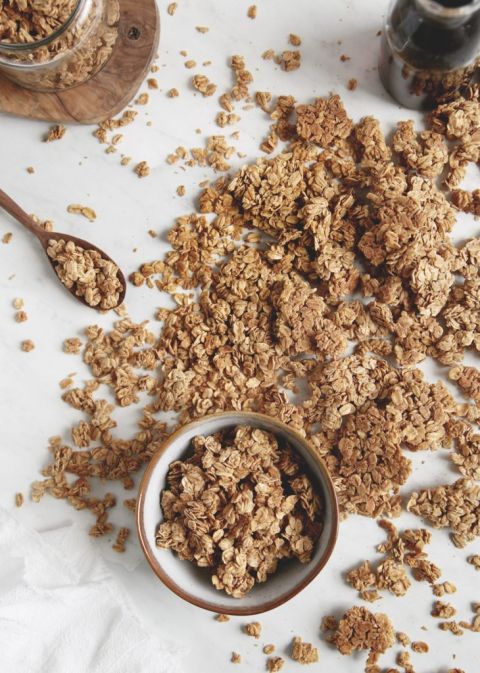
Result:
[0, 188, 126, 309]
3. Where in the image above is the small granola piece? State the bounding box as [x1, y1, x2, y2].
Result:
[112, 527, 130, 553]
[280, 50, 301, 72]
[63, 337, 82, 354]
[267, 657, 284, 672]
[167, 88, 179, 98]
[262, 49, 275, 60]
[123, 498, 137, 512]
[167, 2, 177, 15]
[136, 93, 149, 105]
[2, 232, 13, 244]
[192, 74, 217, 97]
[439, 621, 464, 636]
[247, 5, 257, 19]
[184, 59, 196, 69]
[332, 607, 395, 664]
[13, 298, 24, 309]
[196, 26, 209, 33]
[340, 54, 351, 61]
[26, 166, 35, 174]
[135, 161, 151, 178]
[396, 632, 410, 647]
[432, 581, 457, 597]
[321, 616, 338, 632]
[15, 310, 28, 323]
[120, 156, 132, 166]
[176, 185, 186, 197]
[59, 378, 74, 389]
[231, 652, 241, 664]
[255, 91, 272, 112]
[147, 78, 158, 89]
[215, 613, 230, 622]
[45, 124, 66, 142]
[431, 601, 457, 618]
[15, 492, 24, 507]
[21, 340, 35, 352]
[263, 644, 275, 654]
[67, 204, 97, 222]
[347, 78, 358, 91]
[290, 637, 319, 664]
[289, 33, 302, 46]
[451, 188, 480, 217]
[411, 641, 428, 653]
[467, 554, 480, 570]
[244, 622, 261, 639]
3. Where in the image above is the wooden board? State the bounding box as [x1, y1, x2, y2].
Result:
[0, 0, 160, 124]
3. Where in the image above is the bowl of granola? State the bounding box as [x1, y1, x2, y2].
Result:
[136, 411, 339, 615]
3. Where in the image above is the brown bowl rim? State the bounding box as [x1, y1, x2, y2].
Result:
[136, 411, 339, 616]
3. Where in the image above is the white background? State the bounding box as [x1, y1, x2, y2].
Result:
[1, 0, 479, 671]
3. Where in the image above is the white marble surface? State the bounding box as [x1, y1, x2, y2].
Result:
[0, 0, 479, 671]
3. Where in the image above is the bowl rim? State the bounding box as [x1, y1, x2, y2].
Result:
[136, 411, 339, 615]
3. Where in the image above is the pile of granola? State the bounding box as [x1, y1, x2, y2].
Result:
[156, 426, 323, 597]
[47, 238, 123, 310]
[33, 87, 480, 560]
[0, 0, 77, 42]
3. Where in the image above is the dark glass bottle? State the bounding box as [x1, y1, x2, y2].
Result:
[379, 0, 480, 109]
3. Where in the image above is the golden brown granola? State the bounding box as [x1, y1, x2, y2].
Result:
[280, 51, 301, 72]
[467, 554, 480, 570]
[290, 637, 319, 664]
[112, 526, 129, 552]
[2, 232, 12, 244]
[289, 34, 302, 47]
[45, 125, 66, 142]
[63, 337, 83, 354]
[263, 644, 275, 654]
[247, 5, 257, 19]
[407, 479, 480, 547]
[231, 652, 241, 664]
[347, 78, 358, 91]
[15, 492, 24, 507]
[244, 622, 262, 639]
[15, 310, 28, 323]
[67, 204, 97, 222]
[134, 161, 150, 178]
[47, 239, 122, 310]
[21, 339, 35, 352]
[167, 88, 179, 98]
[147, 78, 158, 89]
[431, 601, 457, 618]
[411, 641, 428, 654]
[215, 613, 230, 622]
[330, 606, 395, 670]
[192, 74, 217, 97]
[167, 2, 177, 16]
[156, 426, 322, 597]
[267, 657, 284, 672]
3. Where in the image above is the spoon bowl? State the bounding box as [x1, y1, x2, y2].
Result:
[0, 187, 126, 310]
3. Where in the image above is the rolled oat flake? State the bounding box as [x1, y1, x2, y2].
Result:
[379, 0, 480, 109]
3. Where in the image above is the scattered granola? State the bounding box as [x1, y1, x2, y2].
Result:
[136, 92, 149, 105]
[247, 5, 257, 19]
[156, 426, 323, 597]
[289, 34, 302, 47]
[215, 613, 230, 623]
[2, 232, 13, 244]
[192, 74, 217, 97]
[67, 204, 97, 222]
[167, 2, 177, 16]
[63, 337, 83, 354]
[147, 78, 158, 89]
[244, 622, 262, 639]
[467, 554, 480, 570]
[112, 526, 129, 552]
[231, 652, 241, 664]
[263, 644, 275, 654]
[184, 59, 196, 69]
[280, 50, 301, 72]
[21, 339, 35, 352]
[407, 479, 480, 547]
[15, 310, 28, 323]
[290, 637, 319, 664]
[347, 78, 357, 91]
[330, 606, 395, 670]
[267, 657, 284, 672]
[432, 601, 457, 618]
[135, 161, 151, 178]
[47, 239, 123, 310]
[167, 88, 179, 98]
[15, 492, 24, 507]
[176, 185, 186, 196]
[411, 641, 429, 653]
[45, 124, 66, 142]
[13, 298, 24, 309]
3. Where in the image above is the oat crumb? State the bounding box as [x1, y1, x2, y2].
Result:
[289, 33, 302, 46]
[45, 124, 66, 142]
[215, 613, 230, 622]
[231, 652, 241, 664]
[347, 78, 358, 91]
[15, 492, 24, 507]
[167, 88, 179, 98]
[2, 232, 13, 244]
[290, 637, 319, 664]
[67, 204, 97, 222]
[263, 644, 275, 654]
[247, 5, 257, 19]
[21, 340, 35, 352]
[15, 310, 28, 323]
[267, 657, 284, 672]
[244, 622, 261, 638]
[167, 2, 177, 16]
[135, 161, 151, 178]
[147, 78, 158, 89]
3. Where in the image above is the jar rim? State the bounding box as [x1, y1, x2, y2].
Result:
[416, 0, 480, 18]
[0, 0, 83, 51]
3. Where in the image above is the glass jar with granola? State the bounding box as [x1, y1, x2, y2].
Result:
[0, 0, 120, 92]
[379, 0, 480, 110]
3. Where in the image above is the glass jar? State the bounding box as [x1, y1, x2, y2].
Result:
[379, 0, 480, 109]
[0, 0, 120, 92]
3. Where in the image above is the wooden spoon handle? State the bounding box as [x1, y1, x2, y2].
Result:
[0, 187, 47, 242]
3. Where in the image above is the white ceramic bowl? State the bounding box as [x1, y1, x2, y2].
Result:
[136, 411, 339, 615]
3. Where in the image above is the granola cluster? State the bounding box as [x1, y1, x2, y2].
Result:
[47, 239, 123, 310]
[156, 426, 323, 597]
[0, 0, 76, 42]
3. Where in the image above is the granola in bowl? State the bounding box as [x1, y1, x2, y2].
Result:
[156, 425, 324, 598]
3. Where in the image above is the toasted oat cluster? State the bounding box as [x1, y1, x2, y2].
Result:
[156, 426, 323, 597]
[47, 238, 122, 310]
[328, 606, 395, 668]
[407, 479, 480, 548]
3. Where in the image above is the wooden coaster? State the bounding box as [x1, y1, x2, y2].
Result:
[0, 0, 159, 124]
